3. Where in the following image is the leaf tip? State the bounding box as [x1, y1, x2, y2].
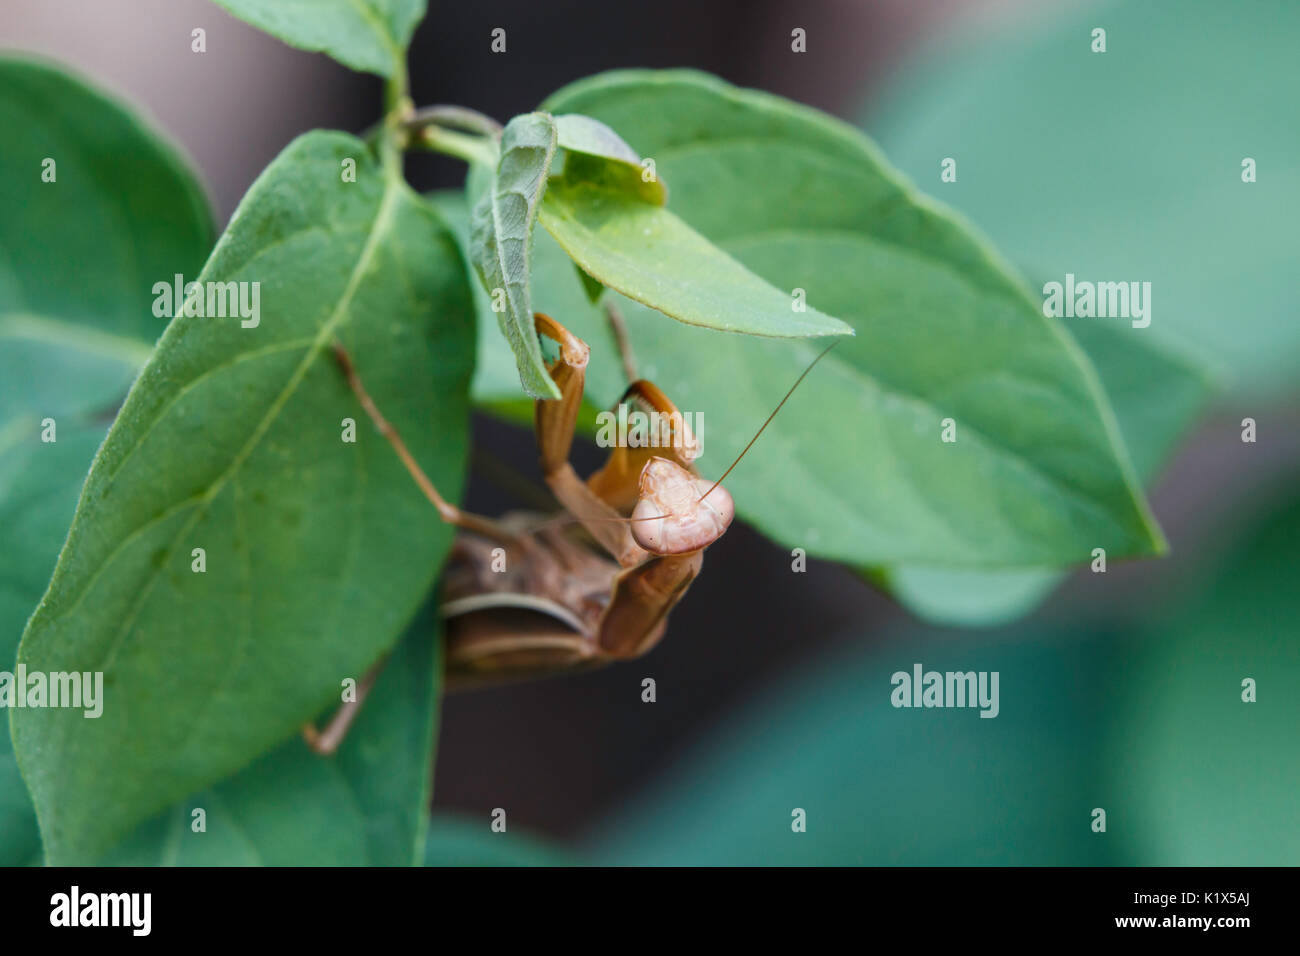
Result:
[1145, 520, 1171, 558]
[821, 316, 856, 337]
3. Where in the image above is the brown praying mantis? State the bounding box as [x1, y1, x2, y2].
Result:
[303, 307, 833, 754]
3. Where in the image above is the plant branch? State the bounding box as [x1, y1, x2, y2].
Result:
[405, 105, 503, 138]
[411, 125, 500, 169]
[377, 65, 414, 175]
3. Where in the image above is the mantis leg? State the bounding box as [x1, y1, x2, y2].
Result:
[301, 655, 387, 756]
[586, 379, 701, 513]
[597, 551, 703, 659]
[332, 342, 518, 546]
[533, 314, 647, 567]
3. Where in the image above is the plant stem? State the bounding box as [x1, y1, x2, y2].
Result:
[378, 66, 414, 176]
[406, 105, 503, 138]
[384, 57, 410, 117]
[412, 125, 499, 169]
[369, 85, 502, 170]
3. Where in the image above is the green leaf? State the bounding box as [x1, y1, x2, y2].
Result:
[574, 265, 605, 305]
[523, 70, 1163, 567]
[867, 0, 1300, 400]
[0, 57, 213, 865]
[1, 425, 108, 865]
[0, 56, 213, 421]
[468, 113, 561, 399]
[554, 113, 667, 205]
[211, 0, 424, 78]
[881, 320, 1215, 626]
[12, 130, 475, 864]
[423, 816, 574, 867]
[102, 608, 441, 866]
[1, 316, 149, 425]
[539, 180, 853, 339]
[880, 565, 1062, 630]
[554, 114, 642, 167]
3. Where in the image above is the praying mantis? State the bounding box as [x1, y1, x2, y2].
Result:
[303, 307, 832, 754]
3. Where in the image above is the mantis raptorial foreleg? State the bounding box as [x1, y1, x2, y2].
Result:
[587, 379, 700, 513]
[532, 314, 648, 568]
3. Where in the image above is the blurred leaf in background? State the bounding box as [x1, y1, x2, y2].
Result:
[212, 0, 425, 78]
[866, 0, 1298, 400]
[0, 58, 213, 359]
[0, 56, 214, 865]
[0, 425, 105, 865]
[586, 477, 1298, 864]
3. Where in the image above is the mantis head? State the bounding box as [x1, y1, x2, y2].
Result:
[629, 457, 734, 555]
[622, 339, 840, 558]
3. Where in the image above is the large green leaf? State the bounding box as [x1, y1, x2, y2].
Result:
[506, 70, 1162, 567]
[468, 113, 561, 399]
[12, 131, 475, 864]
[882, 321, 1215, 625]
[212, 0, 424, 78]
[0, 57, 213, 864]
[102, 609, 441, 866]
[867, 0, 1300, 400]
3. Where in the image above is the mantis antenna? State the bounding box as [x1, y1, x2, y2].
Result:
[698, 339, 841, 503]
[524, 339, 841, 534]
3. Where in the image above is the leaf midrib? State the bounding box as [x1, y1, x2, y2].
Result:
[90, 173, 405, 671]
[342, 0, 404, 71]
[44, 340, 316, 629]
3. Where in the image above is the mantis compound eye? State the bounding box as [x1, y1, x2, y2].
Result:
[630, 457, 734, 555]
